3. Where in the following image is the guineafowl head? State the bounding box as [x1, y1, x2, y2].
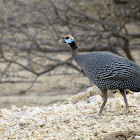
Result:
[59, 34, 75, 44]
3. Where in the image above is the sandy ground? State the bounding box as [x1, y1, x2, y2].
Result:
[0, 88, 140, 139]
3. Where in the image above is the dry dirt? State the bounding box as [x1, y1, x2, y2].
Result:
[0, 87, 140, 139]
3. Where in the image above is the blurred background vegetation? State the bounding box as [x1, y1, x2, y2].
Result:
[0, 0, 139, 108]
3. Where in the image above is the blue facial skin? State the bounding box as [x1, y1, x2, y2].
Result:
[65, 39, 72, 44]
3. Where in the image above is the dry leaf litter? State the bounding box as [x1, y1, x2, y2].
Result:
[0, 86, 140, 140]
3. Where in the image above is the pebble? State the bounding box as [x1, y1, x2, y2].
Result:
[18, 118, 26, 125]
[0, 88, 139, 139]
[134, 136, 140, 140]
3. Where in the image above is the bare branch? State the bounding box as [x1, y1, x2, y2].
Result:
[0, 0, 139, 89]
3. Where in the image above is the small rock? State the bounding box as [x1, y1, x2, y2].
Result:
[11, 105, 20, 111]
[22, 106, 28, 110]
[18, 118, 26, 125]
[87, 95, 102, 103]
[101, 129, 108, 133]
[37, 121, 45, 127]
[132, 92, 140, 100]
[0, 127, 4, 131]
[134, 136, 140, 140]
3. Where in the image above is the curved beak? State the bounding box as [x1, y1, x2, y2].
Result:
[59, 38, 65, 44]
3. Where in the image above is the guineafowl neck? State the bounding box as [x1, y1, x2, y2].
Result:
[69, 41, 77, 50]
[69, 41, 78, 57]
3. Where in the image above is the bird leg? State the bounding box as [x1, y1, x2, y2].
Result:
[98, 89, 107, 116]
[125, 90, 135, 107]
[120, 89, 129, 114]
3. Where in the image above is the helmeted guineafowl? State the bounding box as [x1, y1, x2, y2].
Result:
[59, 34, 140, 116]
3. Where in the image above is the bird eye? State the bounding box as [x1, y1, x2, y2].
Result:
[66, 36, 69, 39]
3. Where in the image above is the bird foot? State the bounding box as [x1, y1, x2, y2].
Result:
[120, 109, 128, 115]
[88, 113, 101, 119]
[128, 105, 136, 108]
